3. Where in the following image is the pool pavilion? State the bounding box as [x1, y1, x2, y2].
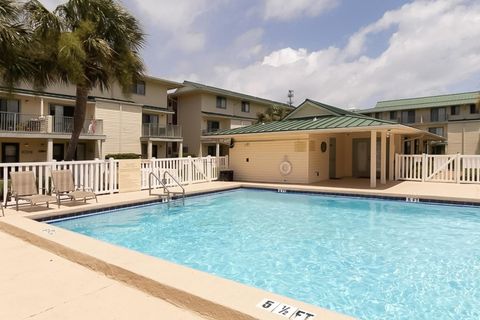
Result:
[203, 99, 444, 188]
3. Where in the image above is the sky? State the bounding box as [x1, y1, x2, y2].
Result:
[40, 0, 480, 109]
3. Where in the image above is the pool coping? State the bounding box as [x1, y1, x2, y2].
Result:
[31, 183, 480, 223]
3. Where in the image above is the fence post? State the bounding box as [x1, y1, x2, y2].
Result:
[456, 153, 461, 184]
[3, 166, 8, 206]
[109, 157, 115, 194]
[394, 154, 398, 180]
[421, 153, 426, 182]
[94, 158, 99, 193]
[206, 155, 212, 182]
[187, 156, 192, 185]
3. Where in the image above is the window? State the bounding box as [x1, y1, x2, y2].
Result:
[451, 105, 460, 116]
[132, 80, 146, 95]
[0, 98, 20, 113]
[207, 120, 220, 133]
[401, 110, 415, 123]
[374, 112, 381, 119]
[142, 114, 159, 124]
[428, 127, 444, 137]
[430, 107, 446, 122]
[389, 111, 398, 121]
[216, 96, 226, 109]
[49, 104, 75, 117]
[470, 104, 478, 114]
[241, 101, 250, 113]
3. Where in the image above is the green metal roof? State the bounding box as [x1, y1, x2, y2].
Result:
[361, 91, 479, 113]
[204, 115, 396, 136]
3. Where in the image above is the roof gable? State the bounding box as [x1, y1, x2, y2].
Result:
[284, 99, 355, 120]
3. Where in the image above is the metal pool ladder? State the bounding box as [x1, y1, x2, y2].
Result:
[148, 172, 185, 205]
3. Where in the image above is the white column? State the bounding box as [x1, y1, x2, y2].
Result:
[380, 131, 387, 184]
[147, 140, 153, 159]
[179, 142, 183, 158]
[40, 98, 44, 116]
[95, 140, 102, 159]
[47, 138, 53, 162]
[389, 133, 395, 181]
[216, 142, 220, 157]
[370, 130, 377, 188]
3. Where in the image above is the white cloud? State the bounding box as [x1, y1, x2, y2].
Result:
[263, 0, 339, 21]
[232, 28, 265, 59]
[129, 0, 227, 53]
[209, 0, 480, 108]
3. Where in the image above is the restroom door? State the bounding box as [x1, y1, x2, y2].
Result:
[329, 138, 336, 179]
[352, 139, 370, 178]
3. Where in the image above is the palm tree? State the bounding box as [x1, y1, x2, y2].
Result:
[256, 105, 292, 123]
[24, 0, 145, 160]
[0, 0, 32, 86]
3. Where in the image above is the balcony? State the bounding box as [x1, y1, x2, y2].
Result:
[0, 112, 45, 132]
[142, 123, 182, 138]
[52, 116, 103, 135]
[0, 112, 103, 135]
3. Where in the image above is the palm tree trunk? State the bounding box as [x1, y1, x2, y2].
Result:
[65, 85, 88, 160]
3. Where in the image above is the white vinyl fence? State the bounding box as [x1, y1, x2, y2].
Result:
[0, 158, 119, 205]
[395, 154, 480, 184]
[1, 156, 229, 205]
[140, 156, 228, 189]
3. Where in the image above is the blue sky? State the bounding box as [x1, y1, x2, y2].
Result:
[42, 0, 480, 108]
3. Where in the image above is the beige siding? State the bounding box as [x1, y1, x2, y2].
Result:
[177, 94, 202, 156]
[200, 93, 269, 120]
[13, 79, 170, 109]
[447, 122, 480, 154]
[307, 135, 330, 183]
[95, 101, 142, 157]
[229, 136, 310, 183]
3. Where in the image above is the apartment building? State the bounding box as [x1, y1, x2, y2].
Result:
[0, 76, 183, 163]
[360, 91, 480, 155]
[170, 81, 292, 157]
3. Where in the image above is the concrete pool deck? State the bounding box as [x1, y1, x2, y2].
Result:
[1, 179, 479, 320]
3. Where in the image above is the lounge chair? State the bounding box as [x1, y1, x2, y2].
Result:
[10, 171, 57, 211]
[51, 170, 97, 206]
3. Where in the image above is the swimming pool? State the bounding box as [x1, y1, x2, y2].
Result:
[50, 189, 480, 320]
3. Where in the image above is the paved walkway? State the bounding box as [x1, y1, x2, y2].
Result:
[0, 231, 204, 320]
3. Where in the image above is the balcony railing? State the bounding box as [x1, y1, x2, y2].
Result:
[0, 112, 103, 135]
[142, 123, 182, 138]
[448, 113, 480, 121]
[0, 112, 45, 132]
[201, 128, 221, 135]
[52, 116, 103, 135]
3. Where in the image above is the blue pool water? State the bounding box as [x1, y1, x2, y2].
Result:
[51, 189, 480, 320]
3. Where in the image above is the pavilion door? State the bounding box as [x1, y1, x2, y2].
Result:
[353, 139, 370, 178]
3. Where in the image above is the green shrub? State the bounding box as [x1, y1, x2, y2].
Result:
[105, 153, 141, 159]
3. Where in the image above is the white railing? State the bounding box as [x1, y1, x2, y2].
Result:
[142, 124, 182, 138]
[140, 156, 229, 190]
[395, 153, 480, 184]
[1, 158, 119, 205]
[1, 156, 229, 205]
